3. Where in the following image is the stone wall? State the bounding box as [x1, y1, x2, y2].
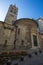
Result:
[0, 18, 41, 50]
[14, 19, 38, 49]
[0, 22, 5, 45]
[38, 33, 43, 49]
[0, 22, 16, 50]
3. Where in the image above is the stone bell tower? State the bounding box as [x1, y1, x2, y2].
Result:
[4, 4, 18, 24]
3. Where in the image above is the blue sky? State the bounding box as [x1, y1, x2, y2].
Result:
[0, 0, 43, 21]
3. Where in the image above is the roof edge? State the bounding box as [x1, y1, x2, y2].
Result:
[13, 18, 38, 27]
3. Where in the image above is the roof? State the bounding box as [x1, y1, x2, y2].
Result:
[37, 17, 43, 21]
[13, 18, 38, 27]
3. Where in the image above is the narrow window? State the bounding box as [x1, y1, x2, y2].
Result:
[21, 40, 24, 45]
[4, 40, 7, 47]
[18, 28, 20, 35]
[14, 40, 16, 49]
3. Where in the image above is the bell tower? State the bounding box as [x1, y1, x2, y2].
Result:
[4, 5, 18, 24]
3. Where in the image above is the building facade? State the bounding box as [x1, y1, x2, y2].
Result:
[0, 5, 43, 51]
[13, 18, 40, 50]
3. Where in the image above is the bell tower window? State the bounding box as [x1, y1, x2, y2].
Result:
[10, 10, 13, 12]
